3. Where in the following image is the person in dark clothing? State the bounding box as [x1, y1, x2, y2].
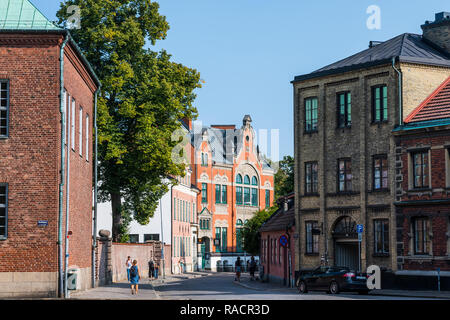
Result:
[249, 256, 257, 281]
[148, 260, 154, 280]
[234, 257, 242, 282]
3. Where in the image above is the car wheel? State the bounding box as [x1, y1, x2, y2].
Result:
[298, 281, 308, 294]
[329, 281, 340, 294]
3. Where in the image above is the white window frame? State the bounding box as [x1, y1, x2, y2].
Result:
[79, 106, 83, 156]
[86, 114, 89, 161]
[71, 99, 76, 151]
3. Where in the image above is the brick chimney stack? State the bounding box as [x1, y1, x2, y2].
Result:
[421, 12, 450, 56]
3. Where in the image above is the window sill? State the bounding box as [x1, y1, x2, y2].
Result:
[369, 189, 390, 193]
[304, 130, 318, 135]
[303, 193, 320, 197]
[371, 120, 389, 126]
[408, 188, 432, 192]
[328, 191, 360, 196]
[373, 253, 390, 257]
[304, 253, 319, 256]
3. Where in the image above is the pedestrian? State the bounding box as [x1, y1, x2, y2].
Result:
[249, 256, 257, 281]
[125, 256, 132, 282]
[130, 260, 140, 295]
[234, 257, 242, 282]
[154, 262, 159, 279]
[148, 259, 154, 280]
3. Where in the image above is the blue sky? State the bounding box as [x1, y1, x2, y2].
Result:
[37, 0, 448, 159]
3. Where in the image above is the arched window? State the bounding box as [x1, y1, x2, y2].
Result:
[236, 174, 242, 184]
[244, 175, 250, 185]
[251, 176, 258, 186]
[236, 219, 243, 226]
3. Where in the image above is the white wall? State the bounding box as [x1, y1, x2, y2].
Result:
[95, 188, 172, 245]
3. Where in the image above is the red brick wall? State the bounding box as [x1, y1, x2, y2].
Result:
[0, 34, 61, 272]
[63, 43, 95, 270]
[397, 128, 450, 271]
[260, 228, 296, 284]
[0, 34, 96, 274]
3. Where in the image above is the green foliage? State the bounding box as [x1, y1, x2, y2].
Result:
[241, 206, 278, 255]
[57, 0, 201, 241]
[274, 155, 294, 200]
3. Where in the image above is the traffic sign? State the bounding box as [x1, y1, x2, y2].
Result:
[279, 235, 288, 248]
[357, 224, 364, 233]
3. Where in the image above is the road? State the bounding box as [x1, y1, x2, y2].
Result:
[152, 272, 437, 300]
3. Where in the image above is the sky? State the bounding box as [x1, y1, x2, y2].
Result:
[37, 0, 449, 160]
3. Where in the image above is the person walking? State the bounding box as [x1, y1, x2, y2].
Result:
[234, 257, 242, 282]
[154, 262, 159, 279]
[129, 260, 140, 295]
[125, 256, 132, 282]
[249, 256, 257, 281]
[148, 260, 154, 280]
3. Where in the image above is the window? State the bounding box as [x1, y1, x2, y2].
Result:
[373, 155, 388, 190]
[244, 175, 250, 185]
[144, 234, 159, 242]
[79, 106, 83, 156]
[236, 174, 242, 184]
[305, 97, 318, 132]
[251, 188, 258, 206]
[0, 80, 9, 138]
[337, 92, 351, 128]
[251, 176, 258, 186]
[201, 153, 208, 166]
[221, 227, 227, 252]
[85, 114, 89, 161]
[305, 162, 318, 194]
[200, 219, 210, 230]
[215, 185, 221, 204]
[129, 234, 139, 243]
[265, 190, 270, 208]
[221, 185, 227, 204]
[71, 99, 76, 150]
[236, 220, 243, 252]
[338, 158, 352, 192]
[201, 183, 208, 203]
[306, 221, 319, 254]
[413, 217, 430, 255]
[413, 151, 429, 189]
[374, 219, 389, 254]
[0, 184, 8, 239]
[372, 85, 388, 122]
[244, 187, 250, 204]
[236, 186, 243, 205]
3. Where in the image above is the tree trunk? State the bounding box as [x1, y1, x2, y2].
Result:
[111, 192, 122, 242]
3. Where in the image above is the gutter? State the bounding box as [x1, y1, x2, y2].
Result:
[58, 33, 69, 298]
[91, 84, 101, 288]
[392, 57, 403, 127]
[64, 89, 71, 299]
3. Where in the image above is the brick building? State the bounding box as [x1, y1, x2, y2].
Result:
[0, 0, 100, 297]
[259, 193, 295, 287]
[393, 76, 450, 281]
[292, 12, 450, 277]
[192, 115, 275, 271]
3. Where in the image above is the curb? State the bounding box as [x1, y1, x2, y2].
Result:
[368, 291, 450, 300]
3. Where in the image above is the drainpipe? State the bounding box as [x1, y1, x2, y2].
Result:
[58, 33, 69, 298]
[92, 85, 101, 288]
[392, 57, 403, 127]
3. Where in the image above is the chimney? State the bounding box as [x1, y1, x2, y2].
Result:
[181, 117, 192, 131]
[421, 12, 450, 56]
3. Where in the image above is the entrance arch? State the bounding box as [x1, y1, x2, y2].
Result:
[332, 216, 359, 271]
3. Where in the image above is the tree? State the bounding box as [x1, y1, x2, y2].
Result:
[57, 0, 201, 242]
[274, 155, 294, 200]
[241, 206, 278, 256]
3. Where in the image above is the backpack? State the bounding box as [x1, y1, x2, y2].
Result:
[130, 266, 137, 278]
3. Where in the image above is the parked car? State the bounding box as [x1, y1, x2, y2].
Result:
[297, 266, 370, 295]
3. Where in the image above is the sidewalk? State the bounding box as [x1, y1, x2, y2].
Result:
[69, 271, 214, 300]
[233, 274, 450, 299]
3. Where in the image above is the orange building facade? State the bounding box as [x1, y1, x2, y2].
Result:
[190, 115, 275, 271]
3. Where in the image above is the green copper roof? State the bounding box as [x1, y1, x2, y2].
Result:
[0, 0, 61, 30]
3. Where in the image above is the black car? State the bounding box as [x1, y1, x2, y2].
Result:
[297, 266, 370, 295]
